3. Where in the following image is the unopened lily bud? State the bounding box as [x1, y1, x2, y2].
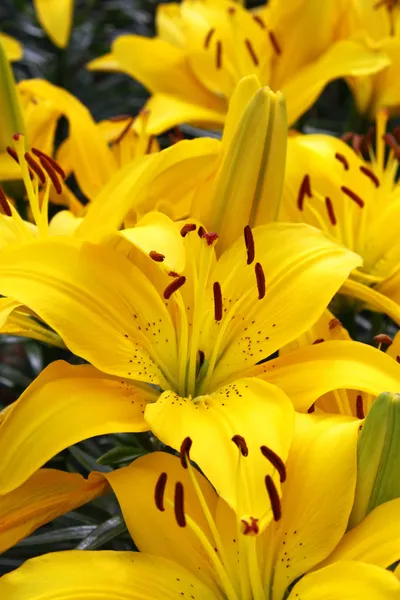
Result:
[349, 391, 400, 528]
[195, 76, 287, 253]
[0, 39, 25, 153]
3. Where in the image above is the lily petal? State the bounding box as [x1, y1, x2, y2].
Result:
[288, 562, 400, 599]
[0, 550, 217, 600]
[0, 237, 175, 385]
[0, 469, 108, 553]
[105, 451, 220, 590]
[281, 40, 390, 125]
[270, 413, 359, 600]
[0, 33, 22, 62]
[321, 498, 400, 570]
[33, 0, 73, 48]
[341, 278, 400, 326]
[145, 377, 294, 521]
[249, 340, 400, 412]
[0, 361, 156, 494]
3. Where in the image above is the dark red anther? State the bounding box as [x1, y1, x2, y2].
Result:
[174, 482, 186, 527]
[255, 262, 265, 300]
[312, 338, 325, 344]
[168, 271, 180, 278]
[268, 30, 281, 55]
[253, 14, 266, 29]
[244, 39, 259, 66]
[241, 517, 259, 535]
[155, 472, 167, 511]
[145, 136, 155, 154]
[297, 174, 312, 210]
[356, 395, 365, 420]
[180, 437, 193, 469]
[198, 225, 206, 238]
[325, 197, 337, 226]
[341, 132, 354, 143]
[340, 186, 364, 208]
[383, 133, 399, 152]
[360, 166, 380, 188]
[6, 146, 19, 164]
[265, 475, 281, 522]
[113, 116, 135, 145]
[0, 187, 12, 217]
[204, 27, 215, 49]
[244, 225, 255, 265]
[31, 148, 66, 179]
[24, 152, 46, 184]
[180, 223, 197, 237]
[374, 333, 393, 346]
[397, 355, 400, 363]
[38, 155, 62, 194]
[163, 276, 186, 300]
[329, 317, 342, 330]
[213, 281, 223, 321]
[260, 446, 286, 483]
[352, 134, 364, 155]
[216, 40, 222, 69]
[232, 435, 248, 457]
[307, 403, 316, 413]
[334, 152, 349, 171]
[202, 232, 219, 246]
[149, 251, 165, 262]
[393, 126, 400, 144]
[109, 114, 133, 122]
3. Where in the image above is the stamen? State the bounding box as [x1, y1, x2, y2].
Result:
[38, 155, 62, 194]
[32, 148, 66, 179]
[197, 350, 205, 376]
[297, 174, 312, 210]
[213, 281, 223, 321]
[244, 225, 255, 265]
[312, 338, 325, 344]
[149, 250, 165, 262]
[373, 333, 393, 346]
[260, 446, 286, 483]
[202, 232, 219, 246]
[24, 152, 46, 184]
[244, 39, 259, 66]
[325, 197, 337, 226]
[393, 126, 400, 144]
[356, 395, 365, 420]
[6, 146, 19, 164]
[341, 185, 364, 208]
[307, 403, 315, 413]
[253, 14, 265, 29]
[204, 28, 215, 49]
[168, 271, 180, 278]
[341, 132, 353, 143]
[265, 475, 281, 521]
[198, 225, 206, 238]
[360, 166, 380, 188]
[255, 262, 265, 300]
[232, 435, 248, 457]
[145, 136, 154, 154]
[334, 152, 349, 170]
[163, 276, 186, 299]
[155, 472, 167, 511]
[180, 437, 193, 469]
[241, 516, 259, 536]
[180, 223, 197, 237]
[0, 187, 12, 217]
[352, 134, 365, 155]
[174, 482, 186, 527]
[113, 116, 135, 145]
[268, 30, 281, 55]
[329, 317, 341, 330]
[383, 133, 400, 155]
[216, 41, 222, 69]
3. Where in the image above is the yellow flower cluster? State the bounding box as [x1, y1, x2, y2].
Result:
[1, 0, 400, 598]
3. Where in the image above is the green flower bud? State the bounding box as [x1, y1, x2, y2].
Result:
[349, 391, 400, 528]
[0, 38, 25, 152]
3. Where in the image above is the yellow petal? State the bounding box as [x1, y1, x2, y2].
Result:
[33, 0, 73, 48]
[288, 562, 400, 599]
[0, 33, 22, 62]
[322, 498, 400, 570]
[281, 40, 390, 125]
[205, 223, 361, 390]
[341, 278, 400, 325]
[0, 469, 107, 553]
[86, 52, 121, 72]
[0, 237, 175, 385]
[269, 413, 359, 600]
[156, 3, 185, 47]
[0, 361, 156, 494]
[250, 340, 400, 412]
[0, 550, 216, 600]
[105, 451, 220, 590]
[145, 377, 294, 521]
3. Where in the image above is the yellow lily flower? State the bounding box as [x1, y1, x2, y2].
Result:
[0, 205, 368, 516]
[1, 415, 400, 599]
[0, 33, 22, 62]
[281, 109, 400, 325]
[345, 0, 400, 117]
[87, 0, 389, 134]
[33, 0, 73, 48]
